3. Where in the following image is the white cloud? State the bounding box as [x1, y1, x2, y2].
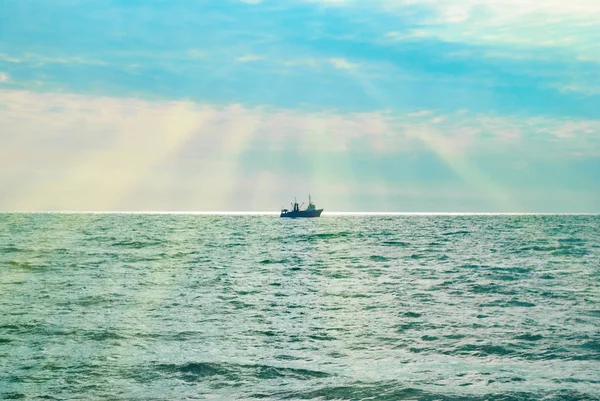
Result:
[244, 56, 358, 70]
[318, 0, 600, 60]
[385, 30, 431, 41]
[236, 54, 264, 62]
[408, 110, 432, 117]
[280, 58, 319, 68]
[0, 53, 22, 63]
[0, 89, 598, 210]
[378, 0, 600, 21]
[554, 84, 600, 96]
[329, 58, 360, 69]
[235, 55, 365, 71]
[0, 72, 8, 83]
[0, 52, 106, 66]
[308, 0, 600, 18]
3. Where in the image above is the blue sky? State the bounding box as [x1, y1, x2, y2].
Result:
[1, 0, 599, 211]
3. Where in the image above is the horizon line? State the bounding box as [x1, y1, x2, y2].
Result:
[1, 211, 599, 216]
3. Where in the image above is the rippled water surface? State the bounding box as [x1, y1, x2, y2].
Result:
[1, 213, 599, 400]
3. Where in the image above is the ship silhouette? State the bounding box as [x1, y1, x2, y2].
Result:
[280, 195, 323, 218]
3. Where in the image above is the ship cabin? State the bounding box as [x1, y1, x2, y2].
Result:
[281, 195, 315, 213]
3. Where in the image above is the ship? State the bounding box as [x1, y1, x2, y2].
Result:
[280, 195, 323, 218]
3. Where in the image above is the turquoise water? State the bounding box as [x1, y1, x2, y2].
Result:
[1, 213, 599, 400]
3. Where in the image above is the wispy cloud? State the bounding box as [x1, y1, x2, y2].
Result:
[279, 58, 319, 68]
[319, 0, 600, 60]
[408, 110, 433, 117]
[0, 52, 106, 66]
[236, 54, 265, 62]
[385, 30, 431, 41]
[329, 58, 360, 70]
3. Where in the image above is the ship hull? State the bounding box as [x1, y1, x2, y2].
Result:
[280, 209, 323, 218]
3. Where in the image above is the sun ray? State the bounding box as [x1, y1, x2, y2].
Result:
[414, 125, 517, 211]
[329, 62, 517, 211]
[1, 92, 216, 211]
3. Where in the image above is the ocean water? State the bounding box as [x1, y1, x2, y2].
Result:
[0, 213, 599, 400]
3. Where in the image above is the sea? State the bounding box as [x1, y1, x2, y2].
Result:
[0, 213, 599, 400]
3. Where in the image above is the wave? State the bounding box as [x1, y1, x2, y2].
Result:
[82, 330, 127, 341]
[268, 382, 595, 401]
[442, 230, 471, 236]
[296, 232, 353, 242]
[552, 247, 590, 257]
[110, 239, 165, 248]
[7, 260, 38, 270]
[402, 311, 422, 318]
[381, 240, 409, 247]
[154, 361, 332, 382]
[515, 334, 544, 342]
[1, 392, 26, 399]
[275, 384, 423, 400]
[259, 259, 288, 265]
[518, 245, 559, 252]
[0, 246, 26, 254]
[0, 322, 75, 337]
[452, 343, 515, 357]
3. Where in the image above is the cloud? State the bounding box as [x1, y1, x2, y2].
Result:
[328, 58, 359, 70]
[554, 84, 600, 96]
[345, 0, 600, 21]
[236, 54, 265, 62]
[304, 0, 600, 22]
[279, 58, 319, 68]
[1, 89, 596, 157]
[0, 52, 106, 66]
[315, 0, 600, 61]
[1, 89, 598, 211]
[385, 30, 431, 41]
[0, 53, 22, 63]
[408, 110, 433, 117]
[235, 55, 360, 70]
[0, 72, 8, 83]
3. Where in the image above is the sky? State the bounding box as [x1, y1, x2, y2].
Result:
[1, 0, 599, 212]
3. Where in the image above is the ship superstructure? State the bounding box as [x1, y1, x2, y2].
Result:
[280, 195, 323, 218]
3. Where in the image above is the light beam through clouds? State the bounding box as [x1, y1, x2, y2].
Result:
[1, 89, 598, 211]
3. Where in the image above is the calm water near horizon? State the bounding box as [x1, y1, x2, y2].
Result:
[1, 213, 599, 400]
